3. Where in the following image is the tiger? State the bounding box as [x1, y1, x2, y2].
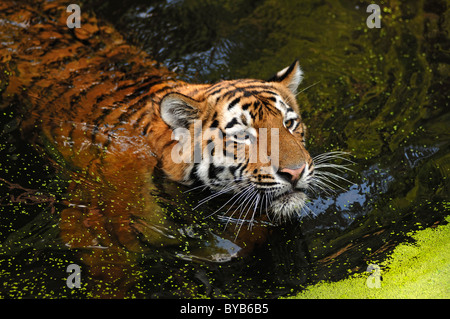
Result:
[3, 0, 353, 271]
[1, 0, 315, 221]
[0, 0, 342, 297]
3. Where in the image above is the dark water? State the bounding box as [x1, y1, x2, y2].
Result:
[0, 0, 449, 298]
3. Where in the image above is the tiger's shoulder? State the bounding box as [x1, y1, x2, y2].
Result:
[0, 0, 185, 171]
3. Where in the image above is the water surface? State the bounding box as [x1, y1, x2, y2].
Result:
[0, 0, 449, 298]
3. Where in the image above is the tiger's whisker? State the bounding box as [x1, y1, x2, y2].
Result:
[314, 171, 354, 186]
[296, 81, 320, 96]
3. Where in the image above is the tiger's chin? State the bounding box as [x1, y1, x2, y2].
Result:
[270, 191, 308, 222]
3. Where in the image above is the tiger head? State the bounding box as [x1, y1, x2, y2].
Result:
[160, 60, 314, 222]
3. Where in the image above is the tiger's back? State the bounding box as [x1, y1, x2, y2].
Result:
[1, 0, 178, 171]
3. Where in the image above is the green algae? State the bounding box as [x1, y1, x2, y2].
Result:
[286, 215, 450, 299]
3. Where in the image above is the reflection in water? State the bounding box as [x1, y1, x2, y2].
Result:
[404, 145, 440, 168]
[1, 0, 449, 298]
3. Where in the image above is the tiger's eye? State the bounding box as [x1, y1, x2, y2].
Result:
[285, 119, 295, 129]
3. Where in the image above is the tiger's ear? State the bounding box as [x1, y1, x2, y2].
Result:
[160, 93, 200, 129]
[268, 60, 303, 95]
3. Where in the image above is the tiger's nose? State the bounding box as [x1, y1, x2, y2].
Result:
[278, 164, 306, 185]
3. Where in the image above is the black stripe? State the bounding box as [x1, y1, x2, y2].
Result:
[206, 84, 228, 96]
[91, 125, 99, 143]
[208, 164, 224, 180]
[221, 87, 277, 100]
[229, 165, 238, 177]
[258, 90, 279, 96]
[225, 117, 239, 129]
[210, 119, 219, 128]
[93, 107, 113, 128]
[190, 163, 199, 181]
[141, 121, 150, 136]
[241, 102, 252, 110]
[149, 85, 173, 98]
[221, 88, 243, 100]
[93, 79, 162, 135]
[133, 110, 151, 129]
[267, 60, 297, 82]
[116, 95, 150, 125]
[120, 80, 164, 109]
[227, 97, 240, 110]
[236, 160, 248, 179]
